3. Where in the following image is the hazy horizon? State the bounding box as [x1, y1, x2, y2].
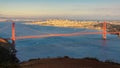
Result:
[0, 0, 120, 20]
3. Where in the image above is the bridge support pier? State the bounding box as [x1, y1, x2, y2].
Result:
[118, 32, 120, 37]
[103, 21, 107, 40]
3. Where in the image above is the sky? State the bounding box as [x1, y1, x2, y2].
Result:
[0, 0, 120, 20]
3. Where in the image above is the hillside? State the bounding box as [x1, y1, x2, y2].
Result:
[20, 57, 120, 68]
[0, 38, 19, 68]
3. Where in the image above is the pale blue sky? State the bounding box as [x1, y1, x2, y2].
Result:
[0, 0, 120, 19]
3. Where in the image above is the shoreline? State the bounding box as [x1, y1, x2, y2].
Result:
[25, 20, 120, 36]
[25, 20, 102, 30]
[24, 22, 101, 31]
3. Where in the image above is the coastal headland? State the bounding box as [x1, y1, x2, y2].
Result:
[20, 56, 120, 68]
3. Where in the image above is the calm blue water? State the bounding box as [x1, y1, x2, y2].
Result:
[0, 22, 120, 63]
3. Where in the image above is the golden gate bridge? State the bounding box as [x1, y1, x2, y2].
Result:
[1, 21, 120, 46]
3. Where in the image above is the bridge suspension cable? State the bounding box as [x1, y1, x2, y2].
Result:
[20, 25, 51, 34]
[2, 21, 120, 43]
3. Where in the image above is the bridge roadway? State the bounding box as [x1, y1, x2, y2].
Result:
[10, 31, 120, 40]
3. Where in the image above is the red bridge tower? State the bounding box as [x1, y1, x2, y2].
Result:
[11, 22, 16, 46]
[103, 21, 107, 40]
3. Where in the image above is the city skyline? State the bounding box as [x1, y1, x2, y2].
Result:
[0, 0, 120, 20]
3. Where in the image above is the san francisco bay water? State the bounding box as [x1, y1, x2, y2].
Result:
[0, 22, 120, 63]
